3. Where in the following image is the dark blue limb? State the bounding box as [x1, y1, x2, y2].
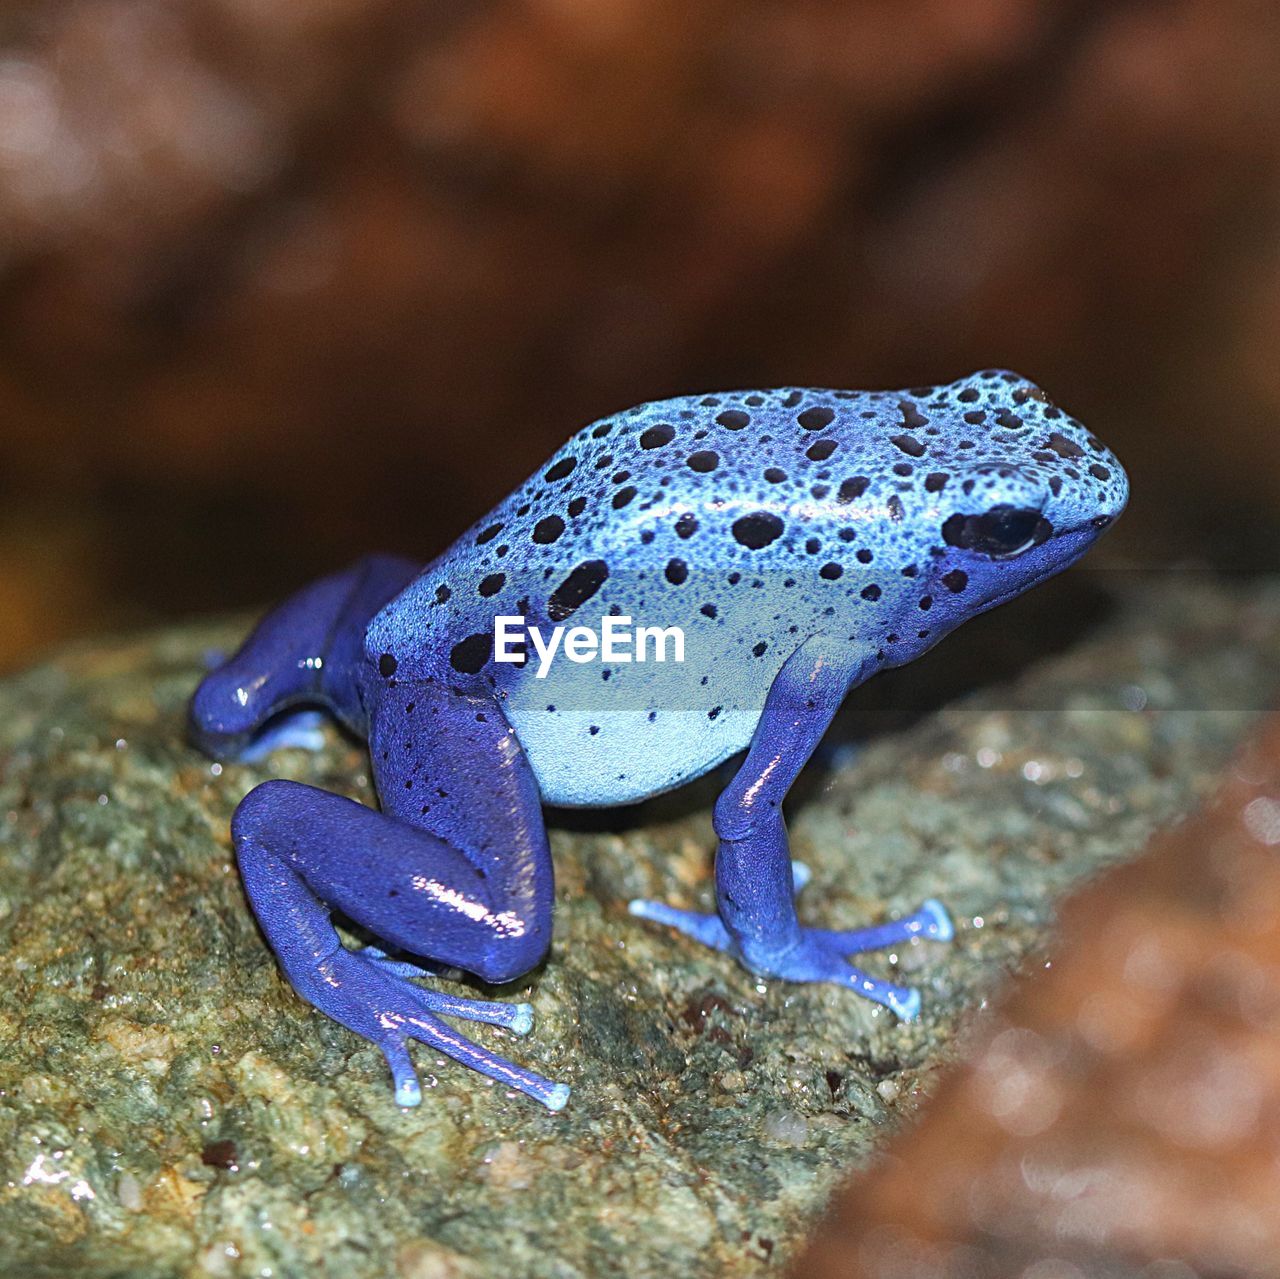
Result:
[630, 637, 954, 1021]
[230, 680, 566, 1109]
[190, 554, 418, 759]
[233, 821, 559, 1107]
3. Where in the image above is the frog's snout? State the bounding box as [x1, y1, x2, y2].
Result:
[1051, 441, 1129, 538]
[1100, 451, 1131, 526]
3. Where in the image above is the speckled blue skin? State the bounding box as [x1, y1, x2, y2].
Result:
[190, 370, 1128, 1110]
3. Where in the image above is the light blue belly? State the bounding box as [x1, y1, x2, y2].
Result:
[500, 655, 769, 807]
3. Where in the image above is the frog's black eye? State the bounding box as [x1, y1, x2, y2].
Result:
[941, 504, 1052, 559]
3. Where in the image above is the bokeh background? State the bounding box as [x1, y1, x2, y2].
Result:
[0, 0, 1277, 669]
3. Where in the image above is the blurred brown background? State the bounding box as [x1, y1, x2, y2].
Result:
[1, 0, 1277, 670]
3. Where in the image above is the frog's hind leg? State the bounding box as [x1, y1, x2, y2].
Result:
[629, 636, 954, 1022]
[190, 554, 418, 759]
[230, 683, 568, 1110]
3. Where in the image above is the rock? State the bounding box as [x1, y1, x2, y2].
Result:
[795, 699, 1280, 1279]
[2, 574, 1279, 1276]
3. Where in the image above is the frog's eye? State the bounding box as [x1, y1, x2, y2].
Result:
[941, 504, 1052, 559]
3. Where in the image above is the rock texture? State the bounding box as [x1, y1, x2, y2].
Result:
[1, 574, 1278, 1277]
[797, 693, 1280, 1279]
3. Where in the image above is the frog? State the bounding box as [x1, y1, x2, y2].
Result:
[189, 370, 1128, 1111]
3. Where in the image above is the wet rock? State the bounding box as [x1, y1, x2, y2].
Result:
[797, 673, 1280, 1278]
[2, 575, 1279, 1275]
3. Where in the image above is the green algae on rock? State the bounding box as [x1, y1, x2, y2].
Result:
[2, 576, 1279, 1278]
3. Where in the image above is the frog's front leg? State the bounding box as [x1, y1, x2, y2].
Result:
[230, 680, 569, 1110]
[630, 637, 953, 1021]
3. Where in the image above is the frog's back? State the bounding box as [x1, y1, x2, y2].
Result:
[371, 384, 929, 657]
[365, 376, 1128, 805]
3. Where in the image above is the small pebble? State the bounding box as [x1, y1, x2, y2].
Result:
[762, 1110, 809, 1145]
[117, 1172, 144, 1212]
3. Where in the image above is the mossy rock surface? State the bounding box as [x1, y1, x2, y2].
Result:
[1, 577, 1276, 1278]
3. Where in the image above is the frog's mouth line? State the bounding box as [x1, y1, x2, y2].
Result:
[975, 525, 1102, 613]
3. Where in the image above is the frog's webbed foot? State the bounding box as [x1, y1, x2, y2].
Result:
[354, 946, 534, 1034]
[763, 896, 953, 1021]
[629, 889, 951, 1022]
[306, 945, 560, 1108]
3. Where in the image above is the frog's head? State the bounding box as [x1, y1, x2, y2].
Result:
[883, 370, 1128, 655]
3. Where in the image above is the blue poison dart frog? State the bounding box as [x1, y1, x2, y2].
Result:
[190, 371, 1128, 1110]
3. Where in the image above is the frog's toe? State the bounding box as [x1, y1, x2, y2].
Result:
[543, 1082, 572, 1112]
[508, 1003, 535, 1036]
[750, 940, 924, 1022]
[627, 899, 733, 951]
[381, 1038, 424, 1108]
[357, 945, 462, 981]
[920, 898, 955, 943]
[808, 897, 955, 954]
[883, 985, 922, 1022]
